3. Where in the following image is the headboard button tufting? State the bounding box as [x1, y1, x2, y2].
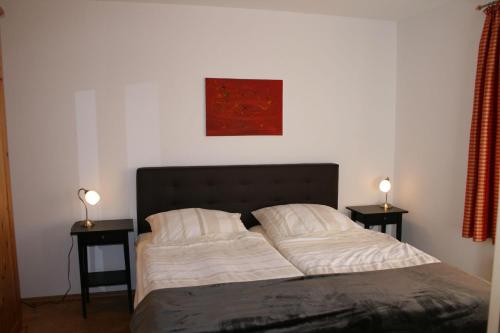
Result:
[136, 164, 339, 234]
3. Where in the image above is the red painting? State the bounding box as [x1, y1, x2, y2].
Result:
[206, 78, 283, 136]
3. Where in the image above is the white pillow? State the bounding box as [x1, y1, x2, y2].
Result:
[146, 208, 246, 244]
[252, 204, 354, 241]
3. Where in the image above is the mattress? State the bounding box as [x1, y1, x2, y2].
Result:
[250, 224, 439, 275]
[134, 231, 303, 306]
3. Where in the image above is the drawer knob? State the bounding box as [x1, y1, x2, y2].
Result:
[101, 235, 105, 240]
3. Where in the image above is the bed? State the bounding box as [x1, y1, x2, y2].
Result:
[131, 163, 490, 333]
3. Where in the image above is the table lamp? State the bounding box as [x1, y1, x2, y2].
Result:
[78, 188, 101, 228]
[379, 177, 392, 210]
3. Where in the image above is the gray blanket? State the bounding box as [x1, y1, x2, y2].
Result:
[130, 263, 490, 333]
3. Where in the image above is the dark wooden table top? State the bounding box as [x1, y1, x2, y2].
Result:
[346, 205, 408, 215]
[70, 219, 134, 235]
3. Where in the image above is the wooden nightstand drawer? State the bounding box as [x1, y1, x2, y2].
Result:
[83, 231, 127, 245]
[368, 213, 399, 225]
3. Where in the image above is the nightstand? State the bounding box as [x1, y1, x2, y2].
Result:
[70, 219, 134, 318]
[346, 205, 408, 241]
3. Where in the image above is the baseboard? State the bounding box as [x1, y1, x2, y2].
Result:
[21, 290, 135, 306]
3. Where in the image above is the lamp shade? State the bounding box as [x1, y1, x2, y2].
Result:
[379, 178, 391, 193]
[84, 190, 101, 206]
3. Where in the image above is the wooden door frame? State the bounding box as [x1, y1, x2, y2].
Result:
[0, 6, 23, 333]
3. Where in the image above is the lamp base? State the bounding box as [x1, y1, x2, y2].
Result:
[380, 202, 393, 210]
[80, 219, 95, 228]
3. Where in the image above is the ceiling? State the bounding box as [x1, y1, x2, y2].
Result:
[97, 0, 459, 21]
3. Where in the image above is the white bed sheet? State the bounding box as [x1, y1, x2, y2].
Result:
[134, 231, 303, 306]
[250, 224, 439, 275]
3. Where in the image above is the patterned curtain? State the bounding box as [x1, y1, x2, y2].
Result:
[463, 3, 500, 243]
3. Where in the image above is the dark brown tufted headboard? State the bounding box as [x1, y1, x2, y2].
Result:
[136, 163, 339, 234]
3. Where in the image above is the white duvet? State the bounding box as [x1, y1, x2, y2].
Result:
[252, 225, 439, 276]
[135, 231, 303, 306]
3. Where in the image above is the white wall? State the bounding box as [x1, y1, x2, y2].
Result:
[395, 0, 494, 280]
[0, 0, 397, 297]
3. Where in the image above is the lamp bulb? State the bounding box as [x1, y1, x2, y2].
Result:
[379, 178, 391, 193]
[84, 190, 101, 205]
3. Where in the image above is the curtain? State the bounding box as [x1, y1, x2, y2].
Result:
[463, 3, 500, 243]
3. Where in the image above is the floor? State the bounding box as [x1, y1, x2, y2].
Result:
[22, 294, 131, 333]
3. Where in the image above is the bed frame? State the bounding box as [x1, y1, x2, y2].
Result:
[136, 163, 339, 234]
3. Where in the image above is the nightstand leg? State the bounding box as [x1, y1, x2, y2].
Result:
[381, 224, 386, 233]
[83, 246, 90, 303]
[396, 221, 402, 241]
[123, 237, 133, 313]
[77, 237, 87, 318]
